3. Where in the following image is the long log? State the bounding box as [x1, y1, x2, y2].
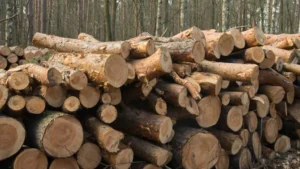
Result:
[13, 148, 48, 169]
[259, 49, 275, 69]
[49, 52, 128, 88]
[77, 32, 100, 42]
[242, 27, 265, 47]
[203, 31, 235, 56]
[217, 106, 243, 132]
[265, 33, 300, 49]
[196, 95, 221, 128]
[172, 127, 220, 169]
[258, 117, 278, 144]
[244, 111, 258, 133]
[259, 85, 285, 104]
[262, 45, 298, 63]
[24, 111, 83, 157]
[76, 142, 102, 169]
[49, 157, 79, 169]
[190, 72, 222, 95]
[248, 132, 262, 160]
[230, 148, 252, 169]
[25, 96, 46, 114]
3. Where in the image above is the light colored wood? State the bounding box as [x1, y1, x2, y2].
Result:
[7, 53, 18, 63]
[196, 95, 221, 128]
[205, 41, 221, 60]
[190, 72, 222, 95]
[228, 82, 259, 98]
[173, 26, 206, 47]
[275, 116, 283, 130]
[76, 142, 102, 169]
[260, 49, 275, 69]
[250, 94, 270, 118]
[282, 72, 296, 82]
[273, 56, 284, 72]
[227, 28, 246, 49]
[25, 96, 46, 114]
[127, 39, 156, 59]
[79, 85, 100, 109]
[203, 31, 235, 56]
[104, 85, 121, 105]
[37, 85, 67, 108]
[131, 163, 162, 169]
[77, 33, 100, 42]
[97, 104, 118, 124]
[242, 27, 265, 47]
[274, 135, 291, 153]
[229, 47, 265, 63]
[230, 148, 252, 169]
[49, 157, 79, 169]
[243, 111, 258, 133]
[101, 93, 112, 104]
[219, 93, 230, 106]
[13, 148, 48, 169]
[172, 63, 192, 78]
[248, 132, 262, 160]
[259, 85, 285, 104]
[221, 91, 249, 105]
[239, 129, 250, 147]
[217, 106, 243, 132]
[0, 45, 11, 56]
[145, 93, 167, 115]
[62, 96, 80, 113]
[2, 71, 30, 91]
[222, 80, 230, 89]
[7, 95, 25, 115]
[0, 56, 7, 69]
[0, 85, 9, 109]
[215, 149, 229, 169]
[258, 117, 278, 144]
[265, 34, 299, 49]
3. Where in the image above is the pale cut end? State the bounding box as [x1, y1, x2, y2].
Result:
[105, 86, 122, 105]
[0, 55, 8, 69]
[254, 27, 265, 45]
[232, 137, 243, 155]
[185, 97, 200, 116]
[227, 106, 243, 132]
[7, 53, 18, 63]
[286, 90, 295, 104]
[240, 101, 250, 116]
[240, 129, 250, 147]
[77, 142, 102, 169]
[49, 157, 80, 169]
[196, 96, 221, 128]
[44, 85, 67, 108]
[251, 132, 262, 159]
[0, 85, 8, 109]
[0, 46, 11, 56]
[222, 80, 230, 89]
[24, 51, 35, 61]
[246, 111, 258, 132]
[255, 94, 270, 118]
[159, 48, 173, 73]
[274, 135, 291, 153]
[121, 41, 131, 59]
[158, 117, 173, 144]
[79, 85, 100, 108]
[275, 116, 283, 130]
[101, 93, 112, 104]
[182, 132, 220, 169]
[218, 33, 235, 56]
[146, 39, 156, 56]
[260, 50, 275, 69]
[127, 63, 136, 80]
[275, 56, 283, 72]
[8, 95, 26, 112]
[0, 116, 25, 160]
[155, 97, 167, 115]
[250, 66, 259, 84]
[26, 96, 46, 114]
[215, 149, 229, 169]
[269, 102, 277, 118]
[47, 67, 63, 85]
[192, 41, 205, 63]
[103, 130, 124, 153]
[114, 147, 134, 169]
[69, 70, 88, 90]
[8, 72, 30, 90]
[98, 104, 118, 124]
[229, 28, 246, 49]
[240, 92, 249, 105]
[264, 118, 279, 144]
[221, 93, 230, 106]
[13, 148, 48, 169]
[63, 96, 80, 113]
[238, 148, 252, 169]
[10, 46, 24, 56]
[251, 47, 265, 63]
[42, 115, 83, 157]
[105, 54, 128, 88]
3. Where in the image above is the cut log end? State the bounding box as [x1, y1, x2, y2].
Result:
[158, 118, 173, 144]
[49, 157, 80, 169]
[98, 104, 118, 124]
[146, 39, 156, 56]
[26, 96, 46, 114]
[287, 90, 295, 104]
[0, 85, 9, 108]
[264, 118, 279, 144]
[215, 149, 229, 169]
[113, 147, 134, 169]
[254, 27, 265, 45]
[8, 95, 26, 112]
[250, 47, 265, 63]
[105, 55, 129, 88]
[274, 135, 291, 153]
[229, 28, 246, 49]
[260, 50, 275, 69]
[77, 142, 102, 169]
[63, 96, 80, 113]
[196, 96, 221, 128]
[155, 97, 167, 115]
[219, 33, 235, 56]
[41, 85, 67, 108]
[127, 63, 136, 80]
[121, 41, 131, 59]
[0, 46, 11, 56]
[79, 86, 100, 108]
[232, 137, 243, 155]
[274, 56, 284, 72]
[13, 148, 48, 169]
[47, 67, 63, 85]
[8, 72, 30, 90]
[0, 56, 7, 69]
[69, 71, 88, 90]
[253, 94, 270, 118]
[245, 111, 258, 133]
[220, 93, 230, 106]
[159, 48, 173, 73]
[101, 93, 112, 104]
[7, 53, 18, 63]
[251, 132, 262, 160]
[240, 129, 250, 147]
[227, 106, 243, 132]
[192, 41, 205, 63]
[222, 80, 230, 89]
[43, 115, 83, 157]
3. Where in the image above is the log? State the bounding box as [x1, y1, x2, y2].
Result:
[7, 53, 18, 63]
[42, 61, 88, 90]
[240, 99, 250, 116]
[274, 135, 291, 153]
[248, 132, 262, 160]
[77, 32, 100, 42]
[0, 55, 7, 69]
[101, 93, 112, 104]
[205, 41, 221, 60]
[250, 94, 270, 118]
[129, 48, 172, 82]
[283, 63, 300, 76]
[62, 96, 80, 113]
[217, 106, 243, 132]
[276, 116, 283, 130]
[172, 127, 220, 169]
[0, 115, 25, 160]
[76, 142, 102, 169]
[240, 129, 250, 147]
[227, 28, 246, 49]
[0, 85, 9, 109]
[13, 148, 48, 169]
[242, 27, 265, 47]
[49, 157, 79, 169]
[104, 85, 122, 105]
[97, 104, 118, 124]
[265, 34, 299, 49]
[230, 148, 252, 169]
[82, 115, 124, 152]
[79, 85, 100, 109]
[37, 85, 67, 108]
[282, 72, 296, 82]
[186, 97, 200, 117]
[2, 71, 30, 91]
[24, 111, 83, 157]
[0, 45, 11, 56]
[145, 93, 167, 115]
[131, 163, 162, 169]
[262, 46, 298, 63]
[33, 32, 131, 58]
[123, 135, 172, 166]
[154, 39, 204, 64]
[209, 129, 242, 155]
[8, 64, 62, 85]
[126, 63, 136, 81]
[228, 47, 265, 63]
[173, 26, 206, 47]
[49, 53, 128, 88]
[276, 101, 288, 118]
[228, 82, 258, 98]
[219, 92, 230, 106]
[215, 149, 229, 169]
[259, 85, 285, 104]
[262, 146, 276, 160]
[221, 91, 249, 105]
[167, 104, 198, 122]
[25, 96, 46, 114]
[258, 117, 278, 144]
[9, 63, 19, 69]
[203, 31, 234, 56]
[7, 95, 26, 116]
[101, 143, 134, 169]
[273, 56, 284, 72]
[112, 105, 173, 144]
[196, 95, 221, 128]
[259, 69, 294, 104]
[190, 72, 222, 95]
[172, 63, 192, 78]
[128, 39, 156, 59]
[200, 60, 259, 83]
[243, 111, 258, 133]
[259, 49, 275, 69]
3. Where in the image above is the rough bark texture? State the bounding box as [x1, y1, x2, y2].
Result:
[77, 33, 100, 42]
[228, 47, 265, 63]
[190, 72, 222, 95]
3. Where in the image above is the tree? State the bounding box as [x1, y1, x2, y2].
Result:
[162, 0, 168, 35]
[271, 0, 280, 33]
[180, 0, 187, 31]
[104, 0, 112, 41]
[111, 0, 117, 40]
[5, 0, 13, 46]
[222, 0, 229, 31]
[155, 0, 162, 36]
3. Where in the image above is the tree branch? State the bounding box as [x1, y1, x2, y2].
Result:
[0, 12, 19, 23]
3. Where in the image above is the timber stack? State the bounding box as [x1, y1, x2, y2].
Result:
[0, 26, 300, 169]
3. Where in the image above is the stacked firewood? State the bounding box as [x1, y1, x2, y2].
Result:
[1, 26, 300, 169]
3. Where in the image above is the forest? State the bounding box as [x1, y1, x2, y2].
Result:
[0, 0, 300, 46]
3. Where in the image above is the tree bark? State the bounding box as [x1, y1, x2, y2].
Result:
[77, 32, 100, 42]
[155, 0, 162, 36]
[104, 0, 112, 41]
[172, 63, 191, 78]
[145, 93, 167, 115]
[217, 106, 243, 132]
[259, 85, 285, 104]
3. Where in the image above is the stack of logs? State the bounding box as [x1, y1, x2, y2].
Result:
[1, 26, 300, 169]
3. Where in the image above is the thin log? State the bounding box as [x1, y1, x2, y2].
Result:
[79, 85, 100, 109]
[101, 93, 112, 104]
[25, 96, 46, 114]
[49, 157, 79, 169]
[97, 104, 118, 124]
[0, 55, 7, 69]
[230, 148, 252, 169]
[262, 46, 298, 63]
[62, 96, 80, 113]
[244, 111, 258, 133]
[7, 95, 25, 116]
[172, 63, 192, 78]
[229, 47, 265, 63]
[262, 146, 276, 160]
[221, 91, 249, 105]
[145, 93, 167, 115]
[248, 132, 262, 160]
[0, 45, 11, 56]
[76, 142, 102, 169]
[219, 92, 230, 106]
[273, 135, 291, 153]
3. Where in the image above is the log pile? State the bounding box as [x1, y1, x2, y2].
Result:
[1, 26, 300, 169]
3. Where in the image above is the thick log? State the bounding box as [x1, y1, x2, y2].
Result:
[259, 69, 294, 104]
[7, 53, 18, 63]
[49, 53, 128, 88]
[101, 143, 134, 169]
[287, 99, 300, 123]
[0, 55, 7, 69]
[7, 95, 25, 116]
[196, 95, 221, 128]
[49, 157, 79, 169]
[219, 92, 230, 106]
[240, 129, 250, 147]
[145, 93, 167, 115]
[244, 111, 258, 133]
[273, 56, 284, 72]
[215, 149, 229, 169]
[273, 135, 291, 153]
[79, 85, 100, 109]
[205, 41, 221, 60]
[82, 115, 124, 152]
[202, 31, 234, 56]
[282, 72, 296, 82]
[62, 96, 80, 113]
[0, 115, 25, 160]
[250, 94, 270, 118]
[13, 148, 48, 169]
[104, 85, 122, 105]
[76, 142, 102, 169]
[172, 127, 220, 169]
[200, 60, 259, 83]
[217, 106, 243, 132]
[112, 105, 173, 144]
[221, 91, 249, 105]
[209, 129, 242, 155]
[97, 104, 118, 124]
[276, 101, 288, 118]
[248, 132, 262, 160]
[262, 146, 276, 160]
[24, 111, 83, 157]
[128, 39, 156, 59]
[230, 148, 252, 169]
[259, 85, 285, 104]
[0, 71, 30, 91]
[123, 135, 172, 166]
[77, 32, 100, 42]
[242, 27, 265, 47]
[37, 85, 67, 108]
[228, 47, 265, 63]
[258, 117, 278, 144]
[190, 72, 222, 95]
[33, 32, 131, 58]
[0, 45, 11, 56]
[25, 96, 46, 114]
[173, 26, 206, 47]
[259, 49, 275, 69]
[262, 46, 298, 63]
[172, 63, 191, 78]
[227, 28, 246, 49]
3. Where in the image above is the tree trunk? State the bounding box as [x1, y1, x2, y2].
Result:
[104, 0, 112, 41]
[172, 63, 192, 78]
[190, 72, 222, 95]
[196, 95, 221, 128]
[5, 0, 13, 46]
[262, 45, 298, 63]
[111, 0, 117, 40]
[49, 157, 79, 169]
[155, 0, 162, 36]
[13, 148, 48, 169]
[145, 93, 167, 115]
[76, 142, 102, 169]
[242, 27, 265, 47]
[227, 28, 246, 49]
